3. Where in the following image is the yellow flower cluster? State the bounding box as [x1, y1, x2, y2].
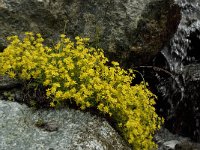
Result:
[0, 32, 163, 150]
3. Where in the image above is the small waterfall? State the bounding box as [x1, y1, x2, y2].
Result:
[162, 0, 200, 73]
[159, 0, 200, 142]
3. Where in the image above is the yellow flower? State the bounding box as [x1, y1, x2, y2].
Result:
[50, 101, 55, 107]
[3, 64, 11, 70]
[67, 63, 74, 70]
[111, 61, 119, 66]
[86, 102, 91, 107]
[60, 34, 66, 38]
[80, 105, 86, 110]
[51, 87, 57, 93]
[97, 103, 104, 111]
[75, 36, 80, 40]
[46, 88, 51, 97]
[43, 80, 51, 86]
[62, 91, 70, 99]
[0, 32, 162, 150]
[8, 71, 16, 78]
[36, 33, 42, 38]
[55, 91, 63, 99]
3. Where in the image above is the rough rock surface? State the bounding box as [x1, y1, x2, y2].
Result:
[0, 100, 131, 150]
[183, 64, 200, 82]
[155, 128, 200, 150]
[128, 0, 181, 66]
[0, 0, 181, 67]
[1, 86, 200, 150]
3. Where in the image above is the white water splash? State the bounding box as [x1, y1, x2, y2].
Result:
[162, 0, 200, 73]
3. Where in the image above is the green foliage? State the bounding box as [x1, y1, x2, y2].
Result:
[3, 91, 15, 101]
[0, 32, 163, 149]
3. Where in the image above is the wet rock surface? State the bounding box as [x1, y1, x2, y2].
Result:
[0, 100, 131, 150]
[135, 0, 200, 143]
[183, 64, 200, 82]
[155, 128, 200, 150]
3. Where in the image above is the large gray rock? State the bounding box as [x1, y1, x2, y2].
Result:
[0, 100, 130, 150]
[0, 0, 181, 67]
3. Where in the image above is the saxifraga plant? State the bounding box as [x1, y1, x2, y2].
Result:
[0, 32, 163, 150]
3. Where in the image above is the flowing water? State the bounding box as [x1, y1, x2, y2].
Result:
[162, 0, 200, 72]
[156, 0, 200, 142]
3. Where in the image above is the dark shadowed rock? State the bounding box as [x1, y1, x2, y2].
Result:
[162, 63, 200, 143]
[154, 128, 200, 150]
[127, 0, 181, 66]
[175, 141, 200, 150]
[0, 76, 21, 90]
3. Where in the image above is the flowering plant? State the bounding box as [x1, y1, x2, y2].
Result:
[0, 32, 163, 149]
